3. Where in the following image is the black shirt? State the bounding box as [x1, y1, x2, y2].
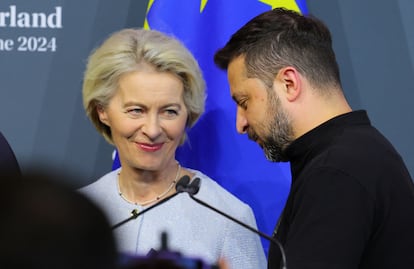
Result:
[268, 110, 414, 269]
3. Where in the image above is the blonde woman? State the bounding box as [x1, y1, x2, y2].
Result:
[80, 28, 266, 269]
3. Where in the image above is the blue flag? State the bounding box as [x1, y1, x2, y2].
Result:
[114, 0, 308, 254]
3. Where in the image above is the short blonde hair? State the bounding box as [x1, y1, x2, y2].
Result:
[82, 28, 206, 144]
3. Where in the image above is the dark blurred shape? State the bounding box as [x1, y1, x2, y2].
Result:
[120, 257, 186, 269]
[118, 232, 219, 269]
[119, 250, 219, 269]
[0, 131, 21, 177]
[0, 169, 117, 269]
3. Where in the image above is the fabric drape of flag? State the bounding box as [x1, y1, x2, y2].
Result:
[113, 0, 308, 254]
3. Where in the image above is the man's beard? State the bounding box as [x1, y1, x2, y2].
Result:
[249, 91, 294, 162]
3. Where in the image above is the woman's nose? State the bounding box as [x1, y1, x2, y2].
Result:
[142, 115, 162, 139]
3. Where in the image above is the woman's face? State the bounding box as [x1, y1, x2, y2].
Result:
[98, 69, 188, 172]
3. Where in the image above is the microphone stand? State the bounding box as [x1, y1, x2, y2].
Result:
[188, 193, 287, 269]
[111, 176, 191, 230]
[111, 192, 181, 230]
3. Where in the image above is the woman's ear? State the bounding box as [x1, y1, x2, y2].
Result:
[274, 66, 302, 102]
[97, 105, 110, 126]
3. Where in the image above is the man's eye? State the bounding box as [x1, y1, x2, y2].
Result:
[238, 100, 247, 110]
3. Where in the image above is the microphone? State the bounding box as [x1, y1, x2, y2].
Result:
[175, 175, 200, 195]
[186, 177, 201, 195]
[175, 175, 191, 193]
[178, 177, 287, 269]
[111, 175, 190, 230]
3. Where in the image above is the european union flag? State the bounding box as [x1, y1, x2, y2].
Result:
[114, 0, 308, 255]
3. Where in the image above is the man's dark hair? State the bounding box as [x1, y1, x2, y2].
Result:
[214, 8, 341, 91]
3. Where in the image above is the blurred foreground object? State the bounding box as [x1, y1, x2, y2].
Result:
[0, 169, 117, 269]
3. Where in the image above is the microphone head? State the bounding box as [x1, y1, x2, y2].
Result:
[187, 178, 201, 195]
[175, 175, 190, 192]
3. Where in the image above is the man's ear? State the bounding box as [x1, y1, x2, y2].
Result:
[274, 66, 301, 102]
[97, 105, 110, 126]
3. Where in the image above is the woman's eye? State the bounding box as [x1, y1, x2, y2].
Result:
[162, 109, 179, 118]
[126, 108, 143, 116]
[165, 109, 178, 115]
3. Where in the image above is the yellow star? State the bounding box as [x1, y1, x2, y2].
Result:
[143, 0, 155, 29]
[200, 0, 208, 13]
[259, 0, 301, 13]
